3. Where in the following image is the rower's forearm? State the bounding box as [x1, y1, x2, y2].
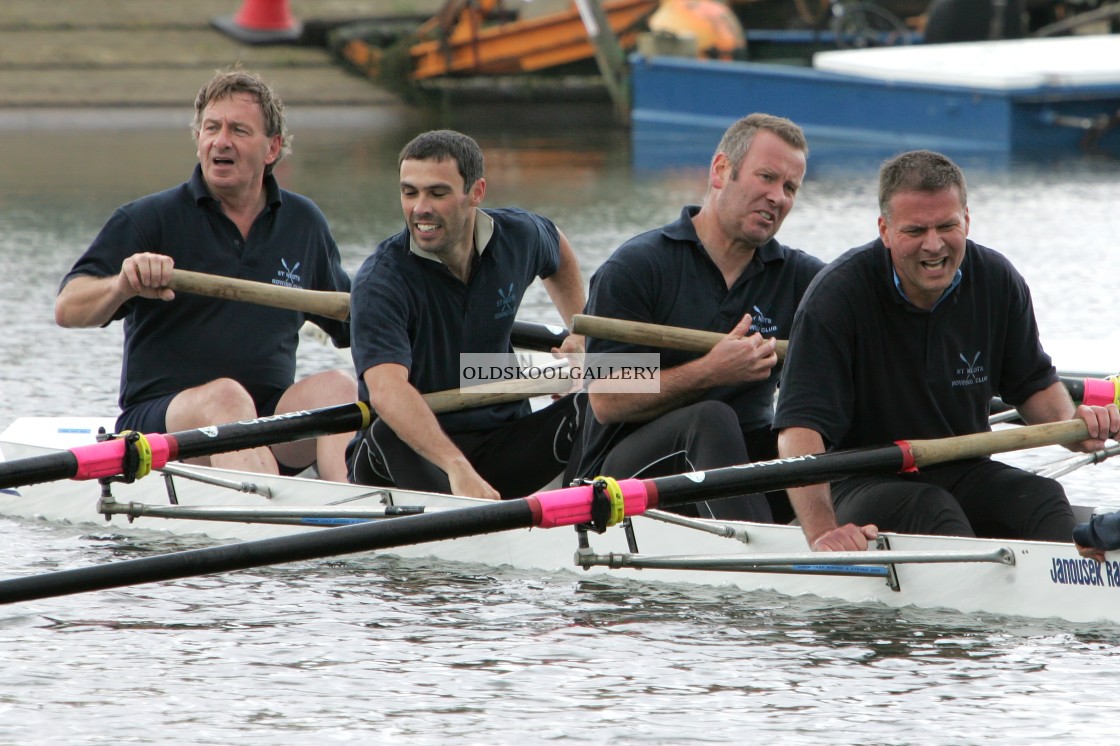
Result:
[777, 427, 839, 544]
[543, 273, 585, 329]
[55, 275, 129, 328]
[370, 388, 471, 477]
[1016, 381, 1076, 425]
[787, 483, 840, 546]
[543, 230, 586, 327]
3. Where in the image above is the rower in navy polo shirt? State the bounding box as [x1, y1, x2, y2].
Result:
[56, 68, 355, 481]
[347, 130, 586, 500]
[569, 114, 824, 523]
[775, 149, 1120, 551]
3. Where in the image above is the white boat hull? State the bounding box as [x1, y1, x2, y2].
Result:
[1, 417, 1116, 624]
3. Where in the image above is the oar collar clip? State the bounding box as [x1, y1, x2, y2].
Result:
[585, 476, 626, 533]
[98, 430, 155, 484]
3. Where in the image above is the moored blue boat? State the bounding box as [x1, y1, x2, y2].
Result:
[631, 33, 1120, 169]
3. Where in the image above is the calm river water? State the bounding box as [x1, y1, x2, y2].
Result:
[1, 105, 1120, 744]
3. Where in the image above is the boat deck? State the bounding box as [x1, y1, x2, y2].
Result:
[812, 34, 1120, 90]
[630, 33, 1120, 168]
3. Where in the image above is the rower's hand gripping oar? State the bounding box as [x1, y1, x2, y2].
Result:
[169, 269, 568, 351]
[169, 269, 351, 321]
[0, 416, 1111, 605]
[571, 314, 787, 359]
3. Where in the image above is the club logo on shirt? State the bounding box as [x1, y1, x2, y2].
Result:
[496, 283, 517, 319]
[750, 305, 778, 336]
[274, 258, 303, 288]
[952, 351, 988, 387]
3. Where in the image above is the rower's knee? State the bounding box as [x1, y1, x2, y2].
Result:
[283, 369, 357, 410]
[167, 378, 256, 430]
[835, 482, 974, 537]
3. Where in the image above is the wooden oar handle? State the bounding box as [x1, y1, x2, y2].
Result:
[909, 419, 1090, 466]
[571, 314, 787, 359]
[169, 269, 351, 321]
[423, 377, 572, 414]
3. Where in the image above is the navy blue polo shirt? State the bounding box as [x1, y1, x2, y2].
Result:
[773, 239, 1057, 449]
[62, 164, 351, 410]
[578, 205, 824, 473]
[350, 207, 561, 433]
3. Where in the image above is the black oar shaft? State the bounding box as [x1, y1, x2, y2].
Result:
[0, 447, 911, 605]
[0, 371, 571, 490]
[648, 445, 907, 506]
[0, 403, 373, 491]
[0, 501, 536, 605]
[0, 418, 1096, 605]
[510, 320, 569, 351]
[170, 403, 370, 462]
[0, 451, 81, 490]
[1061, 376, 1087, 403]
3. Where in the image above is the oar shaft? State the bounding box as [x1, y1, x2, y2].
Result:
[0, 501, 538, 605]
[0, 440, 944, 605]
[908, 419, 1089, 465]
[510, 320, 569, 351]
[0, 379, 570, 490]
[0, 418, 1098, 603]
[169, 269, 351, 321]
[647, 445, 906, 505]
[571, 314, 788, 359]
[645, 418, 1097, 509]
[168, 403, 372, 462]
[423, 376, 571, 413]
[0, 451, 81, 491]
[0, 403, 374, 490]
[171, 271, 568, 351]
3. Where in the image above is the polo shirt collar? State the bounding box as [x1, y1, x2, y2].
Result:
[893, 267, 963, 310]
[662, 205, 702, 244]
[410, 208, 493, 263]
[188, 163, 282, 209]
[665, 204, 782, 263]
[881, 242, 964, 311]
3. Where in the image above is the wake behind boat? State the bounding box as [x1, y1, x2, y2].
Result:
[1, 415, 1116, 625]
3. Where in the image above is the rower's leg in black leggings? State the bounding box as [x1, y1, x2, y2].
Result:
[467, 393, 585, 498]
[347, 417, 452, 493]
[831, 474, 975, 537]
[598, 401, 773, 523]
[947, 459, 1075, 541]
